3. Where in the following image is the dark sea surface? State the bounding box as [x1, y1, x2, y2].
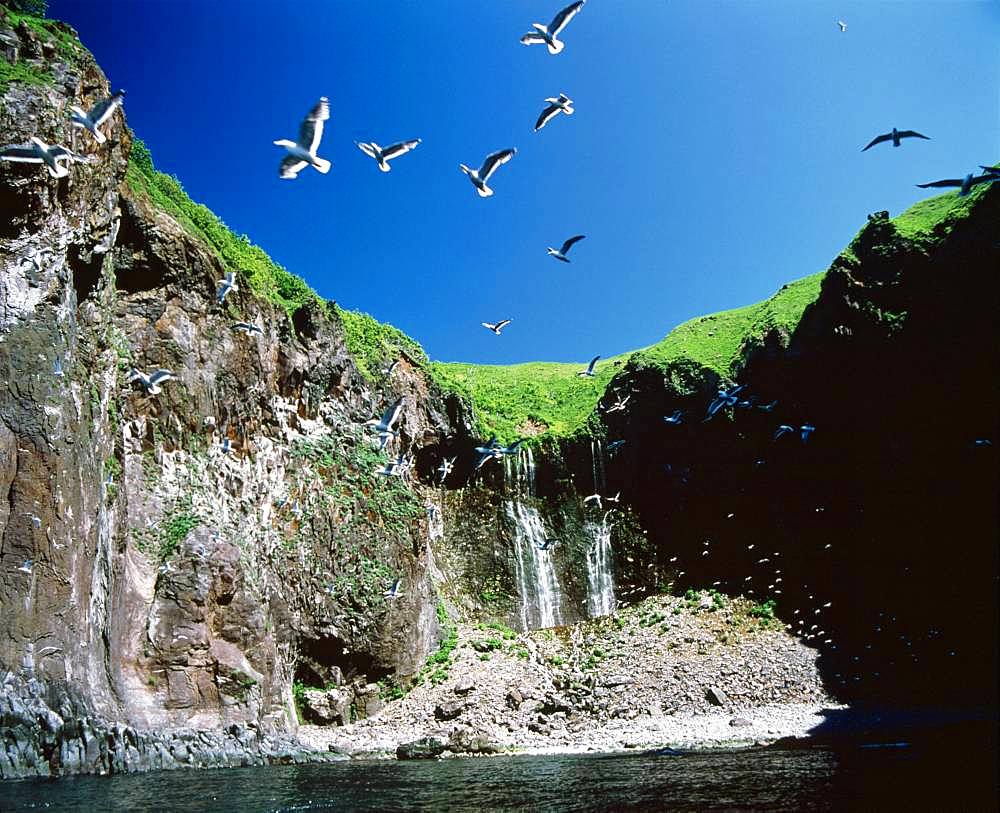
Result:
[2, 734, 997, 813]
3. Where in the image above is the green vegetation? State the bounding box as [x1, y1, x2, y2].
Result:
[126, 140, 322, 316]
[747, 599, 778, 629]
[291, 681, 308, 724]
[0, 4, 87, 92]
[891, 182, 993, 242]
[430, 274, 824, 442]
[415, 602, 458, 687]
[158, 502, 199, 560]
[335, 307, 428, 381]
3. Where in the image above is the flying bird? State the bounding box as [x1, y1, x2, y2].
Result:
[437, 456, 456, 483]
[382, 358, 399, 376]
[663, 410, 684, 425]
[584, 494, 603, 510]
[232, 322, 263, 337]
[274, 97, 332, 179]
[70, 90, 125, 144]
[364, 397, 404, 439]
[607, 439, 626, 453]
[355, 139, 420, 172]
[547, 234, 585, 263]
[535, 93, 574, 132]
[773, 424, 795, 441]
[17, 560, 33, 575]
[837, 20, 847, 32]
[861, 128, 930, 152]
[916, 172, 1000, 196]
[384, 578, 402, 599]
[0, 138, 93, 178]
[800, 424, 816, 443]
[604, 394, 630, 413]
[216, 272, 237, 303]
[482, 319, 512, 335]
[127, 368, 176, 396]
[706, 385, 744, 419]
[520, 1, 586, 55]
[577, 355, 600, 378]
[459, 148, 516, 197]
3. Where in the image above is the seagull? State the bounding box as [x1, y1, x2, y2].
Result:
[577, 355, 600, 378]
[535, 93, 574, 132]
[382, 358, 399, 376]
[232, 321, 263, 337]
[973, 438, 993, 447]
[773, 425, 795, 440]
[604, 394, 630, 413]
[17, 560, 33, 575]
[473, 438, 502, 471]
[584, 494, 603, 510]
[364, 397, 404, 437]
[70, 90, 125, 144]
[437, 456, 456, 483]
[53, 357, 64, 378]
[861, 128, 930, 152]
[274, 97, 332, 179]
[482, 319, 512, 335]
[127, 368, 176, 396]
[663, 410, 684, 425]
[800, 424, 816, 443]
[706, 385, 744, 419]
[607, 439, 626, 453]
[520, 1, 586, 55]
[916, 172, 1000, 196]
[459, 148, 516, 197]
[837, 19, 847, 32]
[216, 271, 237, 303]
[355, 139, 420, 172]
[757, 400, 778, 413]
[475, 436, 501, 456]
[497, 440, 524, 456]
[548, 234, 585, 263]
[0, 137, 93, 178]
[605, 491, 621, 504]
[384, 578, 402, 599]
[979, 165, 1000, 177]
[24, 513, 41, 529]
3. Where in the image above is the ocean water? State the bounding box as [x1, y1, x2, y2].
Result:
[1, 737, 995, 813]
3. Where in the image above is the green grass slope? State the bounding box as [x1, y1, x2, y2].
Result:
[0, 4, 90, 92]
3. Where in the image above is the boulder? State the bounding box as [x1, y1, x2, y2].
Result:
[448, 726, 502, 755]
[729, 717, 753, 728]
[505, 687, 523, 709]
[453, 678, 476, 696]
[300, 688, 351, 726]
[354, 684, 383, 720]
[396, 737, 447, 760]
[434, 700, 465, 722]
[705, 686, 729, 707]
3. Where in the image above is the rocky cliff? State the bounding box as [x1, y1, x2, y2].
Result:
[1, 8, 997, 780]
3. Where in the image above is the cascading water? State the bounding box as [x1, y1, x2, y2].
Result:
[590, 439, 606, 494]
[505, 447, 564, 629]
[584, 517, 616, 617]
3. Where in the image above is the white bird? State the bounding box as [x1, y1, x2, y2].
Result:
[232, 321, 263, 337]
[216, 271, 237, 303]
[459, 148, 516, 197]
[577, 355, 600, 378]
[437, 456, 456, 483]
[18, 559, 33, 574]
[837, 19, 847, 32]
[584, 494, 603, 510]
[547, 234, 585, 263]
[274, 97, 331, 179]
[127, 368, 176, 395]
[482, 319, 512, 335]
[70, 90, 125, 144]
[0, 137, 93, 178]
[384, 578, 402, 599]
[24, 513, 41, 529]
[604, 394, 630, 413]
[520, 1, 586, 55]
[364, 397, 404, 438]
[355, 139, 420, 172]
[382, 359, 399, 376]
[535, 93, 574, 131]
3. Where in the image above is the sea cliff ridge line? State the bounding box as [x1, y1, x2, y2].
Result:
[1, 5, 997, 779]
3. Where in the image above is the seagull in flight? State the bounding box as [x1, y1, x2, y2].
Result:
[482, 319, 512, 335]
[274, 97, 331, 179]
[607, 439, 626, 453]
[547, 234, 585, 263]
[384, 578, 402, 599]
[800, 424, 816, 443]
[18, 559, 33, 575]
[232, 322, 263, 337]
[535, 93, 574, 132]
[216, 271, 237, 303]
[382, 358, 399, 376]
[70, 90, 125, 144]
[364, 397, 404, 444]
[917, 172, 1000, 197]
[473, 437, 503, 471]
[460, 148, 516, 197]
[520, 1, 586, 55]
[837, 19, 847, 32]
[577, 355, 600, 378]
[663, 409, 684, 425]
[437, 457, 456, 483]
[604, 394, 630, 413]
[584, 494, 603, 510]
[0, 138, 93, 178]
[356, 139, 420, 172]
[861, 128, 930, 152]
[127, 368, 176, 396]
[706, 385, 744, 419]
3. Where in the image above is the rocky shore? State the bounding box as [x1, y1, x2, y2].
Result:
[297, 592, 841, 759]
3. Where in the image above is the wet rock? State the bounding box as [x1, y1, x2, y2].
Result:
[396, 737, 447, 760]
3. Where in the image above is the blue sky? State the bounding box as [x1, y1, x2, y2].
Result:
[50, 0, 999, 364]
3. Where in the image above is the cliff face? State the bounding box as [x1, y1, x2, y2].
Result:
[1, 10, 997, 781]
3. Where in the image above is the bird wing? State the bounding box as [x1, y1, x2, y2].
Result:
[381, 397, 404, 429]
[535, 104, 561, 131]
[495, 319, 512, 331]
[861, 133, 891, 152]
[298, 97, 330, 153]
[520, 31, 548, 45]
[560, 234, 585, 254]
[356, 142, 377, 159]
[279, 156, 308, 179]
[48, 145, 90, 163]
[979, 166, 1000, 176]
[0, 146, 42, 163]
[916, 179, 962, 189]
[480, 148, 516, 182]
[897, 130, 929, 141]
[481, 322, 496, 330]
[381, 139, 420, 161]
[90, 91, 125, 126]
[587, 354, 600, 372]
[149, 369, 174, 385]
[550, 0, 585, 36]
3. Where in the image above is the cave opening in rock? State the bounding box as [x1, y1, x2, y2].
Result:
[69, 245, 102, 304]
[294, 634, 390, 689]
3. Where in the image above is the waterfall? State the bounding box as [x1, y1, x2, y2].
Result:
[505, 447, 563, 629]
[585, 517, 616, 617]
[590, 439, 606, 494]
